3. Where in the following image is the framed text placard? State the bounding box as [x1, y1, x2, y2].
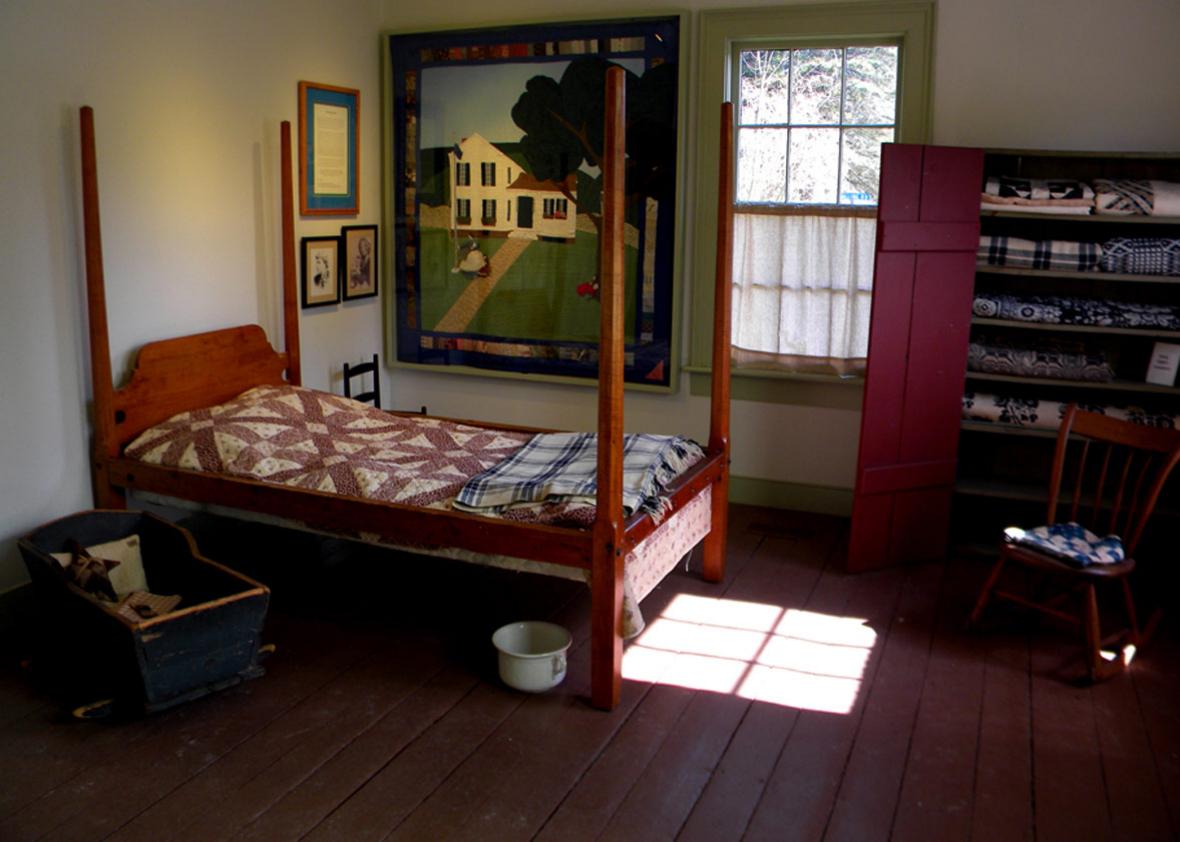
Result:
[385, 16, 682, 387]
[299, 81, 360, 216]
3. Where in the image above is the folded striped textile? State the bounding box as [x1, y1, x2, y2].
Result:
[972, 291, 1180, 330]
[978, 235, 1102, 271]
[1099, 237, 1180, 276]
[454, 432, 704, 521]
[962, 392, 1177, 430]
[967, 334, 1114, 382]
[984, 176, 1094, 201]
[1094, 179, 1180, 216]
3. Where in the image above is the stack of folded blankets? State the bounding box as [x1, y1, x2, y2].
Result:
[981, 176, 1180, 217]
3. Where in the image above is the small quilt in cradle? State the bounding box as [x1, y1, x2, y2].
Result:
[1003, 523, 1125, 568]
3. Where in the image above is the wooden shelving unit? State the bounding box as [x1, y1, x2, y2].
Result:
[953, 149, 1180, 551]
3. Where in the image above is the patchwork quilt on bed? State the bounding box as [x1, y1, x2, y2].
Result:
[124, 385, 533, 509]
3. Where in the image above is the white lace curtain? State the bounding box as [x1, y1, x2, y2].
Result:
[730, 211, 876, 376]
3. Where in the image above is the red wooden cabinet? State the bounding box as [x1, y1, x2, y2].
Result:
[848, 144, 984, 572]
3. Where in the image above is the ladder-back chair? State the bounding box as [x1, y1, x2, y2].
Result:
[342, 354, 381, 409]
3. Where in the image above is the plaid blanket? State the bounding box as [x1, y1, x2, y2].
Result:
[454, 433, 704, 520]
[978, 235, 1102, 271]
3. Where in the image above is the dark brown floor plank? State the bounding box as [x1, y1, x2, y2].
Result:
[677, 523, 848, 842]
[889, 559, 987, 842]
[968, 625, 1033, 842]
[1091, 668, 1173, 842]
[597, 689, 750, 842]
[135, 636, 447, 842]
[229, 665, 479, 842]
[820, 561, 945, 842]
[1129, 624, 1180, 839]
[0, 505, 1175, 842]
[0, 614, 365, 842]
[742, 564, 907, 842]
[300, 682, 525, 842]
[383, 513, 768, 842]
[46, 629, 389, 842]
[1029, 629, 1112, 842]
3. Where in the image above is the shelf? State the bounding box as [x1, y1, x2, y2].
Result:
[955, 477, 1045, 503]
[971, 317, 1180, 339]
[960, 420, 1058, 438]
[982, 210, 1180, 225]
[975, 265, 1180, 285]
[965, 371, 1180, 394]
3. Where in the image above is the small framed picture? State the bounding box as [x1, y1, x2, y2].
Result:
[341, 225, 379, 301]
[301, 236, 341, 308]
[298, 81, 360, 216]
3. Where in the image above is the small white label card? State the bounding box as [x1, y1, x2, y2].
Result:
[1146, 341, 1180, 386]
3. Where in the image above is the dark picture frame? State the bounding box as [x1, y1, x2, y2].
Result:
[384, 16, 683, 388]
[298, 81, 360, 216]
[341, 225, 379, 300]
[301, 236, 342, 308]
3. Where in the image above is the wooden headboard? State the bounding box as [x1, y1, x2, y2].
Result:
[80, 107, 301, 458]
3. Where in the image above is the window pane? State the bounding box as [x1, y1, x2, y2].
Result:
[737, 127, 787, 203]
[739, 49, 791, 125]
[844, 46, 898, 125]
[840, 128, 893, 204]
[789, 127, 839, 203]
[790, 49, 841, 125]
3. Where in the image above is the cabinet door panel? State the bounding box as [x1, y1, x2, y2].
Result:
[849, 143, 983, 572]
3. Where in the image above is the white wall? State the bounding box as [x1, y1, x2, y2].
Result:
[1, 0, 1177, 591]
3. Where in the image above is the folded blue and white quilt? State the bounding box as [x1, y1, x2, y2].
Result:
[1003, 522, 1125, 567]
[455, 432, 704, 521]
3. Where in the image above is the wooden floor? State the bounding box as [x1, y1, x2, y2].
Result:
[1, 504, 1178, 842]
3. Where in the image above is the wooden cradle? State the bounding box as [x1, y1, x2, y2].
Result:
[78, 68, 735, 710]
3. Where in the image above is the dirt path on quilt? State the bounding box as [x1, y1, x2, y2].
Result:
[433, 237, 533, 334]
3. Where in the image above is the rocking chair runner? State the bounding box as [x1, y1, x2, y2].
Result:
[969, 404, 1180, 680]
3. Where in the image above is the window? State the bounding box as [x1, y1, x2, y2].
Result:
[543, 198, 569, 219]
[735, 46, 897, 206]
[455, 198, 471, 224]
[481, 198, 496, 224]
[456, 162, 470, 187]
[481, 161, 496, 186]
[690, 2, 933, 401]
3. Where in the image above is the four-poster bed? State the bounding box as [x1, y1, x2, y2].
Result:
[77, 68, 734, 710]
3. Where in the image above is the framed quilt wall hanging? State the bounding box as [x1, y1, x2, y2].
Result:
[383, 15, 683, 388]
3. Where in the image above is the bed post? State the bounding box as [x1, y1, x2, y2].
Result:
[702, 101, 734, 583]
[280, 120, 301, 386]
[80, 106, 126, 509]
[591, 67, 627, 711]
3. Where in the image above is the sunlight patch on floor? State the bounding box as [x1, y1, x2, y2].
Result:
[622, 594, 877, 714]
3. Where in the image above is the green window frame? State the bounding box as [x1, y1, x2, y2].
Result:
[688, 1, 934, 405]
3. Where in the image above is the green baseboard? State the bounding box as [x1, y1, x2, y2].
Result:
[729, 475, 852, 517]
